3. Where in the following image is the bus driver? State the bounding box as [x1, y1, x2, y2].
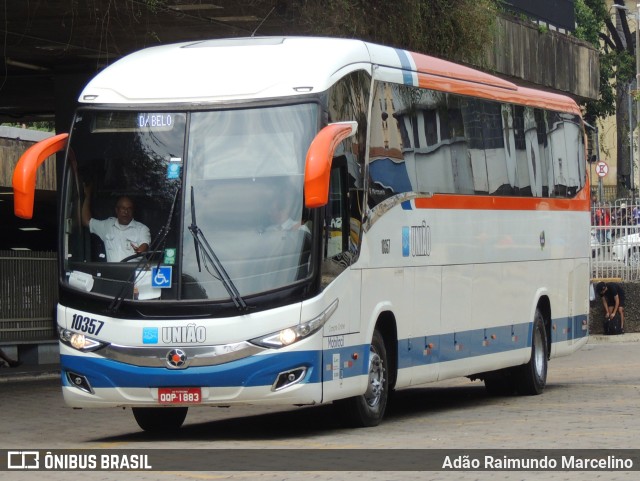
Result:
[81, 184, 150, 262]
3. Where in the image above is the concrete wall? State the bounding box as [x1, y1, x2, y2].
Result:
[486, 16, 599, 102]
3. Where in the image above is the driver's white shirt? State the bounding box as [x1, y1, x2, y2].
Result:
[89, 217, 150, 262]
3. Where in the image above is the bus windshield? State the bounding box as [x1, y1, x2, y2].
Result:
[62, 103, 318, 304]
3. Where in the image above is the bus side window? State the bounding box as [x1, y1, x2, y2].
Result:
[321, 157, 351, 288]
[325, 158, 350, 257]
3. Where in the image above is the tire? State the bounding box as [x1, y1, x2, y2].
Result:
[516, 310, 548, 395]
[132, 407, 188, 432]
[335, 329, 388, 427]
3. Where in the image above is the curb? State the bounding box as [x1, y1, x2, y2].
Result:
[588, 333, 640, 343]
[0, 368, 60, 383]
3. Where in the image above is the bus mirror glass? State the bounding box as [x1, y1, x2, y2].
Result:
[12, 133, 68, 219]
[304, 121, 356, 208]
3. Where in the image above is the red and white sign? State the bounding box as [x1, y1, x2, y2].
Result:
[596, 161, 609, 178]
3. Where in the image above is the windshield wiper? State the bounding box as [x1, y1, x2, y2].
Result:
[106, 184, 181, 314]
[188, 186, 248, 311]
[190, 187, 202, 272]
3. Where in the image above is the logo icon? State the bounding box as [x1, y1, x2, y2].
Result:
[152, 266, 172, 288]
[142, 327, 159, 344]
[163, 248, 176, 265]
[402, 227, 410, 257]
[7, 451, 40, 470]
[167, 163, 181, 179]
[166, 349, 187, 369]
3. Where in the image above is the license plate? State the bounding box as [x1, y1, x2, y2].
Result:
[158, 387, 202, 404]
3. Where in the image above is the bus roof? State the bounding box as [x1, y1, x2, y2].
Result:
[79, 36, 580, 114]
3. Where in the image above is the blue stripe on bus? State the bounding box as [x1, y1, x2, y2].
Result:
[394, 48, 416, 85]
[61, 349, 324, 389]
[61, 316, 586, 389]
[401, 200, 412, 210]
[397, 315, 587, 369]
[398, 321, 532, 369]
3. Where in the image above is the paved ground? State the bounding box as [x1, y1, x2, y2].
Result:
[1, 334, 639, 481]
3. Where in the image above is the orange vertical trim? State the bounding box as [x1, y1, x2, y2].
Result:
[304, 123, 355, 208]
[12, 133, 68, 219]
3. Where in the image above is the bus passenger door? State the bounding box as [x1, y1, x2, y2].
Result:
[319, 157, 366, 401]
[321, 156, 361, 331]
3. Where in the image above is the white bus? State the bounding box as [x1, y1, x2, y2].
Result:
[14, 37, 590, 431]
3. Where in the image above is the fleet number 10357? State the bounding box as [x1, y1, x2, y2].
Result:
[71, 313, 105, 335]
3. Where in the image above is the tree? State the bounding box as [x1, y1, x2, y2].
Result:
[293, 0, 499, 66]
[576, 0, 636, 188]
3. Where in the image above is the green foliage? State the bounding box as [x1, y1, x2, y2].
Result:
[583, 51, 616, 124]
[617, 50, 636, 83]
[142, 0, 167, 14]
[574, 0, 605, 46]
[574, 0, 619, 124]
[294, 0, 499, 64]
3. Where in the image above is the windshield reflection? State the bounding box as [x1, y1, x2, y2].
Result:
[182, 103, 317, 300]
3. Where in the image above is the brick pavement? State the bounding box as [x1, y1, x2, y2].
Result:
[1, 339, 640, 481]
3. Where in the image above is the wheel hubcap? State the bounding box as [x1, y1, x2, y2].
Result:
[533, 328, 545, 377]
[364, 350, 385, 408]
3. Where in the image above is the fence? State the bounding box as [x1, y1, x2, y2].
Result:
[591, 199, 640, 281]
[0, 250, 57, 342]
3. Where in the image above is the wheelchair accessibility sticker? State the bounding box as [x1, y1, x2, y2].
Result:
[152, 266, 172, 288]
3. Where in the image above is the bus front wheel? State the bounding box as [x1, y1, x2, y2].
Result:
[516, 309, 548, 395]
[132, 407, 188, 432]
[335, 329, 388, 427]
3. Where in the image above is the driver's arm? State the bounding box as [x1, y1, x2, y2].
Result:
[133, 223, 151, 254]
[81, 184, 93, 227]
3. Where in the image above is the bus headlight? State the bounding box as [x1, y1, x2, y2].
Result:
[59, 328, 107, 352]
[251, 299, 338, 349]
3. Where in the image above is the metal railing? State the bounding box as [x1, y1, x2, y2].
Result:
[591, 201, 640, 281]
[0, 250, 57, 342]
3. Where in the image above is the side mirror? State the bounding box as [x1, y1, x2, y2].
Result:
[13, 133, 68, 219]
[304, 121, 357, 208]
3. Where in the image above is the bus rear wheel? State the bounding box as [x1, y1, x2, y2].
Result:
[335, 329, 388, 427]
[516, 309, 548, 395]
[132, 407, 188, 432]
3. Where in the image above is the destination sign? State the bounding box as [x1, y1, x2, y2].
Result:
[137, 113, 174, 129]
[91, 112, 182, 132]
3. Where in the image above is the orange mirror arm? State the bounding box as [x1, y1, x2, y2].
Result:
[12, 133, 69, 219]
[304, 122, 357, 208]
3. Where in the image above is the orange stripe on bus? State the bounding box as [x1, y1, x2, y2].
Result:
[415, 73, 581, 115]
[413, 189, 589, 212]
[406, 52, 581, 114]
[409, 52, 518, 92]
